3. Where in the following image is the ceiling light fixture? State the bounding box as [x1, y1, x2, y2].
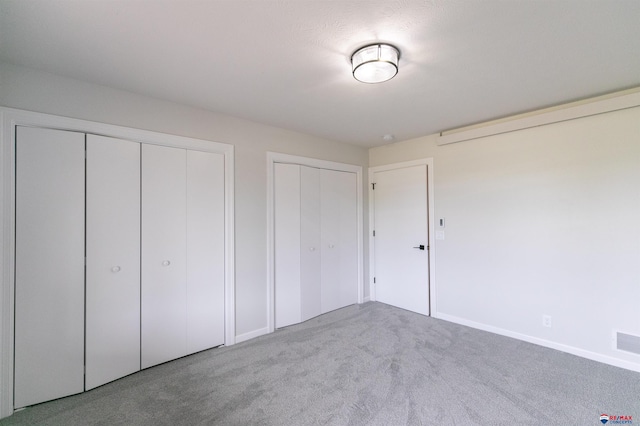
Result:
[351, 43, 400, 84]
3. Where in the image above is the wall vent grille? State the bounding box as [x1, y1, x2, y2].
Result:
[616, 332, 640, 355]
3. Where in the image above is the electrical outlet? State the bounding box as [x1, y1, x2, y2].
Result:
[542, 315, 552, 328]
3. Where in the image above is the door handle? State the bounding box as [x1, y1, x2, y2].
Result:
[413, 245, 425, 250]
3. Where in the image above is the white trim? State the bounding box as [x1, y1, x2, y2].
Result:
[235, 327, 271, 344]
[0, 107, 236, 418]
[0, 110, 13, 419]
[438, 313, 640, 373]
[266, 152, 364, 334]
[368, 159, 436, 315]
[437, 88, 640, 145]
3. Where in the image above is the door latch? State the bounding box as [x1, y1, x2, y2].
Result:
[413, 245, 425, 250]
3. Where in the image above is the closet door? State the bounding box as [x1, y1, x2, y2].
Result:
[85, 135, 141, 389]
[300, 166, 321, 322]
[142, 144, 187, 369]
[14, 126, 85, 408]
[320, 170, 358, 313]
[186, 150, 225, 354]
[274, 163, 302, 328]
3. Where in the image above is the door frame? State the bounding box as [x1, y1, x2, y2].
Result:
[266, 152, 364, 335]
[368, 158, 436, 315]
[0, 107, 235, 418]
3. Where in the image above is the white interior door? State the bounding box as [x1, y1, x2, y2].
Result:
[142, 144, 187, 368]
[320, 169, 358, 313]
[85, 134, 141, 390]
[14, 126, 85, 408]
[186, 150, 225, 354]
[373, 165, 430, 315]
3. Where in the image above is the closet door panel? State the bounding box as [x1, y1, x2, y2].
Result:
[321, 170, 358, 313]
[186, 150, 225, 354]
[274, 164, 302, 328]
[335, 171, 358, 308]
[14, 126, 85, 408]
[142, 144, 187, 368]
[86, 135, 141, 389]
[320, 169, 340, 313]
[300, 166, 321, 322]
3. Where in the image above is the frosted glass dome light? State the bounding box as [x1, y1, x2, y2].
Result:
[351, 44, 400, 84]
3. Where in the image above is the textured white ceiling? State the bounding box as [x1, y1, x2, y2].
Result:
[1, 0, 639, 147]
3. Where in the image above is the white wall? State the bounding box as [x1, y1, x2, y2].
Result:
[371, 105, 640, 370]
[0, 61, 369, 339]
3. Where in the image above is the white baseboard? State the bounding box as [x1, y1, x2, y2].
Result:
[235, 327, 270, 344]
[436, 312, 640, 373]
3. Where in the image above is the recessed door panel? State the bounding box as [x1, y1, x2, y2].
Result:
[86, 134, 141, 389]
[14, 126, 85, 408]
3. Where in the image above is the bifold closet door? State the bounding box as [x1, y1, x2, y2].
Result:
[142, 144, 187, 369]
[86, 135, 141, 390]
[186, 150, 225, 354]
[274, 164, 325, 326]
[320, 170, 358, 313]
[274, 164, 358, 328]
[14, 126, 85, 408]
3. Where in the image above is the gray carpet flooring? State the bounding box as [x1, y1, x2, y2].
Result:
[1, 301, 639, 425]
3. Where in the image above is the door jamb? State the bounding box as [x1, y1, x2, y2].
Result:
[368, 158, 436, 315]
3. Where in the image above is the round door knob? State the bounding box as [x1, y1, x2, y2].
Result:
[309, 247, 315, 252]
[111, 266, 121, 273]
[162, 260, 171, 266]
[328, 244, 335, 249]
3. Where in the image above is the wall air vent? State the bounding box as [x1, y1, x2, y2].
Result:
[616, 332, 640, 355]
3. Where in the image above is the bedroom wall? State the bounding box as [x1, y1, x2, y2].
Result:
[370, 103, 640, 371]
[0, 61, 369, 340]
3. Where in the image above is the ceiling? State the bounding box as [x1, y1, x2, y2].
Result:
[1, 0, 639, 148]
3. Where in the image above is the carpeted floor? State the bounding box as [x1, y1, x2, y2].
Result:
[1, 301, 639, 425]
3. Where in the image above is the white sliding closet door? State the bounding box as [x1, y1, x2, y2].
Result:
[320, 170, 358, 313]
[86, 135, 141, 389]
[142, 144, 187, 369]
[300, 166, 322, 322]
[14, 126, 85, 408]
[186, 150, 225, 354]
[274, 164, 302, 328]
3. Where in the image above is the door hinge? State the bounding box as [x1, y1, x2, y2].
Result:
[373, 230, 375, 237]
[373, 277, 376, 284]
[372, 183, 376, 190]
